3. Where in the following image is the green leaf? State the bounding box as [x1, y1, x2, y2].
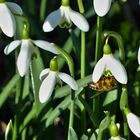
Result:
[78, 95, 99, 127]
[30, 47, 45, 115]
[69, 127, 78, 140]
[0, 74, 20, 108]
[5, 120, 13, 140]
[80, 134, 88, 140]
[90, 132, 96, 140]
[46, 88, 83, 127]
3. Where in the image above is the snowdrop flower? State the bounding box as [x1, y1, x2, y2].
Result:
[43, 0, 89, 32]
[138, 46, 140, 65]
[4, 25, 59, 77]
[39, 57, 79, 103]
[93, 0, 112, 17]
[92, 44, 127, 84]
[124, 108, 140, 138]
[0, 0, 23, 37]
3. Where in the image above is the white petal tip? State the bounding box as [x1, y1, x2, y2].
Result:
[43, 23, 54, 32]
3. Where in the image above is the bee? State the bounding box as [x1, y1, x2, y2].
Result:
[88, 75, 118, 98]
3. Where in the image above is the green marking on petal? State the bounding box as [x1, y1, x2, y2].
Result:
[104, 70, 112, 76]
[59, 20, 72, 28]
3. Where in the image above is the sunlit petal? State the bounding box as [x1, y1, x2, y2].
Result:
[4, 40, 21, 54]
[127, 113, 140, 138]
[33, 40, 59, 54]
[39, 71, 56, 103]
[93, 0, 112, 17]
[0, 3, 15, 37]
[43, 8, 62, 32]
[6, 2, 23, 15]
[17, 40, 32, 77]
[68, 8, 89, 32]
[138, 46, 140, 65]
[58, 72, 78, 90]
[92, 56, 106, 82]
[106, 55, 127, 84]
[40, 68, 50, 81]
[109, 136, 126, 140]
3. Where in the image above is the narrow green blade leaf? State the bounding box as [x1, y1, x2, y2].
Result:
[0, 74, 20, 108]
[69, 127, 78, 140]
[5, 120, 13, 140]
[80, 134, 88, 140]
[90, 133, 96, 140]
[30, 48, 45, 115]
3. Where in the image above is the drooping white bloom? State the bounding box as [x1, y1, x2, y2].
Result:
[109, 136, 126, 140]
[0, 2, 23, 37]
[138, 46, 140, 65]
[126, 112, 140, 138]
[4, 39, 59, 77]
[43, 5, 89, 32]
[92, 54, 127, 84]
[39, 68, 79, 103]
[93, 0, 112, 17]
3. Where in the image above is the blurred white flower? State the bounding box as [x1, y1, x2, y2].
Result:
[93, 0, 112, 17]
[39, 68, 79, 103]
[109, 136, 126, 140]
[92, 54, 127, 84]
[43, 5, 89, 32]
[138, 46, 140, 65]
[126, 112, 140, 138]
[0, 1, 23, 37]
[4, 39, 59, 77]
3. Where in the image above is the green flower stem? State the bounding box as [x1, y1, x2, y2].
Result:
[77, 0, 86, 132]
[77, 0, 84, 13]
[40, 0, 47, 21]
[95, 16, 103, 63]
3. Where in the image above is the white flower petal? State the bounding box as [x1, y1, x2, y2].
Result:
[4, 40, 21, 55]
[92, 56, 106, 82]
[6, 2, 23, 15]
[106, 55, 127, 84]
[58, 72, 78, 90]
[43, 8, 62, 32]
[17, 40, 32, 77]
[33, 40, 59, 54]
[39, 71, 56, 103]
[40, 68, 50, 81]
[138, 46, 140, 65]
[68, 8, 89, 32]
[93, 0, 112, 17]
[0, 3, 16, 37]
[127, 113, 140, 138]
[109, 136, 126, 140]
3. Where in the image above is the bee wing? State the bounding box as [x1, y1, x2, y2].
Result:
[89, 91, 103, 99]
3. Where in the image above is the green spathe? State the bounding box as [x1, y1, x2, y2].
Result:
[50, 57, 58, 71]
[103, 44, 112, 54]
[61, 0, 69, 6]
